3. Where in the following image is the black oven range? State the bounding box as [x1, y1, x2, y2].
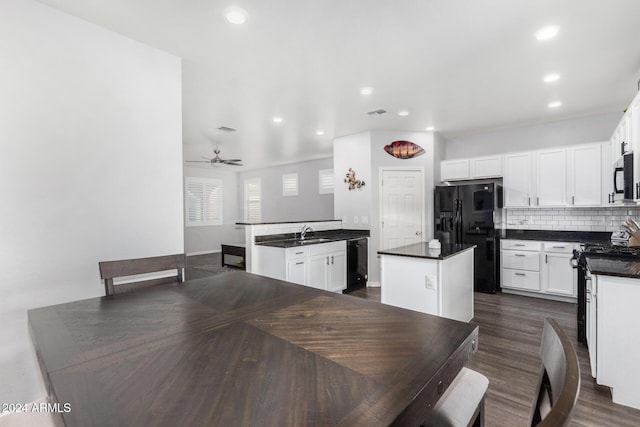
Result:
[572, 242, 640, 344]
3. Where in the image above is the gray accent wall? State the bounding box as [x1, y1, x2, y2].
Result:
[239, 157, 335, 222]
[183, 166, 244, 254]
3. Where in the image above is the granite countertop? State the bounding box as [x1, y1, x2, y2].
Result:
[237, 219, 339, 225]
[499, 229, 611, 244]
[255, 229, 370, 248]
[377, 243, 476, 260]
[586, 256, 640, 279]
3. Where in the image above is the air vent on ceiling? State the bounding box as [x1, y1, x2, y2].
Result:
[366, 109, 388, 117]
[217, 126, 237, 132]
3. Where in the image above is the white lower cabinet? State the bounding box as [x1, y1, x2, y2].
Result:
[286, 258, 307, 285]
[308, 249, 347, 292]
[542, 242, 576, 296]
[592, 274, 640, 410]
[255, 241, 346, 293]
[501, 239, 577, 300]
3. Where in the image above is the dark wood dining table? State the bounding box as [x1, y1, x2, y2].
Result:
[29, 271, 478, 426]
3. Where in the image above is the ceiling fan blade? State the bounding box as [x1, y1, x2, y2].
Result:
[201, 157, 212, 160]
[223, 159, 242, 163]
[185, 160, 212, 163]
[223, 161, 243, 166]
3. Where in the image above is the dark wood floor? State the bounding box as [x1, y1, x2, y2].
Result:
[188, 255, 640, 426]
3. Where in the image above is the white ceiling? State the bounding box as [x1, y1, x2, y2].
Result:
[37, 0, 640, 170]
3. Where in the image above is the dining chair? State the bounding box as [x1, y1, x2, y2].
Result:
[99, 253, 186, 296]
[529, 318, 581, 427]
[426, 366, 489, 427]
[427, 317, 580, 427]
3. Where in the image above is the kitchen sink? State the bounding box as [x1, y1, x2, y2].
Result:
[294, 238, 334, 245]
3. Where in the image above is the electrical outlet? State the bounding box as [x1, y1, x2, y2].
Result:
[342, 216, 347, 224]
[425, 276, 436, 290]
[361, 216, 369, 224]
[353, 216, 359, 224]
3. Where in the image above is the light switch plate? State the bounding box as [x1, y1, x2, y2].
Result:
[353, 216, 359, 224]
[361, 216, 369, 224]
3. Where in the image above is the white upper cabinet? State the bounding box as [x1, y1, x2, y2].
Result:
[568, 143, 605, 206]
[470, 156, 502, 178]
[536, 148, 566, 207]
[504, 152, 533, 207]
[441, 155, 503, 181]
[441, 159, 470, 181]
[609, 89, 640, 201]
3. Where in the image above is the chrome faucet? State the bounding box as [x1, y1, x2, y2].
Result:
[300, 225, 313, 240]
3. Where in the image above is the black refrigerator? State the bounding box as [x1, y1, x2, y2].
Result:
[434, 182, 503, 293]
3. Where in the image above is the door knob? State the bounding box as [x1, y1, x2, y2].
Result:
[415, 231, 422, 236]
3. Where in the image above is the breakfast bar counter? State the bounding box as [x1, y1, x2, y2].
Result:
[29, 271, 478, 426]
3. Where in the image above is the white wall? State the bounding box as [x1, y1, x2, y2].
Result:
[445, 112, 621, 159]
[370, 131, 437, 284]
[183, 166, 244, 254]
[334, 131, 438, 285]
[0, 0, 183, 406]
[239, 157, 334, 223]
[333, 132, 372, 229]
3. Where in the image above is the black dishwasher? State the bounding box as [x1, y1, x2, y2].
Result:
[344, 238, 368, 293]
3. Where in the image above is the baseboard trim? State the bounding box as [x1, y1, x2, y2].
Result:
[186, 250, 221, 256]
[367, 281, 381, 288]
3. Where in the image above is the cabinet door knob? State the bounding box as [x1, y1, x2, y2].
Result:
[331, 255, 334, 264]
[326, 257, 329, 265]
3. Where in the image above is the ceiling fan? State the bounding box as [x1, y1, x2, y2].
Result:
[186, 148, 243, 167]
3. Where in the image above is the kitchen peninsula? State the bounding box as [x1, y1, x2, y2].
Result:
[378, 243, 476, 322]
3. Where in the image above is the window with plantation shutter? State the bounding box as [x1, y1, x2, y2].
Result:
[282, 173, 298, 196]
[318, 169, 334, 194]
[244, 178, 261, 222]
[185, 177, 223, 226]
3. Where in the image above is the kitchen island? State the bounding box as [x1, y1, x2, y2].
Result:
[378, 243, 476, 322]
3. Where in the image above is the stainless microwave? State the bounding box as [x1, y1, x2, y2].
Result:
[614, 152, 634, 200]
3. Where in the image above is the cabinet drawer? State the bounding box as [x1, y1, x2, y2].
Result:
[501, 240, 541, 251]
[543, 242, 574, 254]
[502, 250, 540, 271]
[502, 269, 540, 291]
[286, 247, 308, 260]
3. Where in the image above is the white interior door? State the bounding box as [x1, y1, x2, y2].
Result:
[380, 169, 424, 250]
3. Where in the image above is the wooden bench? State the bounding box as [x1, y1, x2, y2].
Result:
[221, 243, 246, 270]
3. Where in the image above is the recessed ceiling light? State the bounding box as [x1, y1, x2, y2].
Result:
[548, 101, 562, 109]
[425, 126, 435, 131]
[360, 87, 374, 96]
[224, 7, 247, 25]
[397, 110, 409, 117]
[535, 26, 559, 41]
[316, 130, 325, 136]
[543, 73, 560, 83]
[272, 117, 283, 123]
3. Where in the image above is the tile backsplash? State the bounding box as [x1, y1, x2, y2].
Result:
[505, 207, 640, 232]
